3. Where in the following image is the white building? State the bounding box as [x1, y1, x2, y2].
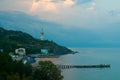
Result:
[9, 52, 22, 61]
[15, 48, 26, 56]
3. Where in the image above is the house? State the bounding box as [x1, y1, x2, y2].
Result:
[15, 48, 26, 56]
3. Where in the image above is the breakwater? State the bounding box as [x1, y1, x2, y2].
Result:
[57, 64, 110, 69]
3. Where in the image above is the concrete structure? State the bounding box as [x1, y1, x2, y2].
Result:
[40, 28, 44, 40]
[57, 64, 110, 69]
[41, 49, 48, 55]
[15, 48, 26, 56]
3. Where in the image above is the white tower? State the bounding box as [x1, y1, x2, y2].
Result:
[40, 28, 44, 40]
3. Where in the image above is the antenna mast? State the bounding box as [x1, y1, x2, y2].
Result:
[40, 28, 44, 40]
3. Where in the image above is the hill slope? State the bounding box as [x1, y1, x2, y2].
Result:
[0, 27, 72, 55]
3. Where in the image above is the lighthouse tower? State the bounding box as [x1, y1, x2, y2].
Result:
[40, 28, 44, 40]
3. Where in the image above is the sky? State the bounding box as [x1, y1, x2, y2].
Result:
[0, 0, 120, 47]
[0, 0, 120, 28]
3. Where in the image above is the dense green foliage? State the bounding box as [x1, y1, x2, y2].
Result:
[0, 53, 32, 80]
[33, 61, 63, 80]
[0, 27, 72, 55]
[0, 53, 63, 80]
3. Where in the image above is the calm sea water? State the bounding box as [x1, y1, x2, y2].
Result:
[54, 48, 120, 80]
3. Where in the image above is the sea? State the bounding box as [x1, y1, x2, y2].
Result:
[53, 48, 120, 80]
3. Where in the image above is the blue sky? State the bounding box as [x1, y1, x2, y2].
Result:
[0, 0, 120, 47]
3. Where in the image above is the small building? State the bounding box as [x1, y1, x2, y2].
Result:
[22, 56, 36, 64]
[9, 52, 22, 61]
[41, 49, 48, 55]
[15, 48, 26, 56]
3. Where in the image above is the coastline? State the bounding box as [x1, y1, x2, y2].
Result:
[31, 57, 57, 66]
[30, 51, 77, 66]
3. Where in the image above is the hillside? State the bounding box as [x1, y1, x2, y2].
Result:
[0, 27, 72, 55]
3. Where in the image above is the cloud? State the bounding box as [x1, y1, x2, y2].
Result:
[87, 7, 95, 11]
[0, 0, 32, 12]
[30, 0, 58, 12]
[29, 0, 94, 12]
[0, 0, 97, 28]
[29, 0, 98, 29]
[87, 2, 96, 11]
[76, 0, 93, 4]
[63, 0, 75, 6]
[30, 0, 75, 13]
[2, 0, 120, 30]
[109, 10, 120, 16]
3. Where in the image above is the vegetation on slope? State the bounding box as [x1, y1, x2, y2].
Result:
[0, 27, 72, 55]
[0, 53, 63, 80]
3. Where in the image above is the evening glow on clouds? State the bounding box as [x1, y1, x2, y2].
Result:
[28, 0, 98, 28]
[30, 0, 57, 12]
[0, 0, 120, 29]
[30, 0, 75, 12]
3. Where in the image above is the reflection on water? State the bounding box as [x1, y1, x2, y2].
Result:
[54, 48, 120, 80]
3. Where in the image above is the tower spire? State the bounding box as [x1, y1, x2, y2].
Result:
[40, 28, 44, 40]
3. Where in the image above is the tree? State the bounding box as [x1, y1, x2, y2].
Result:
[33, 61, 63, 80]
[6, 73, 20, 80]
[6, 73, 31, 80]
[0, 53, 32, 80]
[0, 53, 63, 80]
